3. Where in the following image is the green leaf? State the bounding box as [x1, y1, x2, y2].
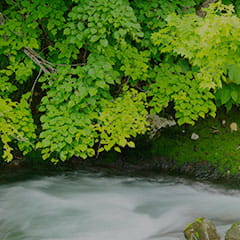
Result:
[220, 87, 231, 105]
[225, 101, 233, 112]
[29, 38, 39, 49]
[127, 141, 135, 148]
[100, 39, 108, 47]
[114, 146, 121, 152]
[65, 136, 72, 144]
[96, 81, 106, 89]
[119, 138, 127, 147]
[231, 89, 239, 102]
[64, 28, 71, 35]
[89, 88, 97, 96]
[228, 64, 240, 84]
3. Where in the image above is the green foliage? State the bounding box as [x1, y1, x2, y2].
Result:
[152, 108, 240, 174]
[53, 0, 150, 86]
[0, 0, 67, 95]
[2, 0, 240, 163]
[131, 0, 201, 57]
[215, 83, 240, 111]
[222, 0, 240, 15]
[151, 1, 240, 89]
[96, 88, 149, 153]
[148, 63, 216, 125]
[0, 94, 36, 162]
[33, 0, 152, 162]
[36, 54, 149, 162]
[36, 54, 120, 162]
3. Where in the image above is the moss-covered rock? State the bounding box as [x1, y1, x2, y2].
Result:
[184, 217, 220, 240]
[225, 223, 240, 240]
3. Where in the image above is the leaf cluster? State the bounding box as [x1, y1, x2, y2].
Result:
[0, 94, 36, 161]
[148, 63, 216, 125]
[151, 1, 240, 89]
[96, 88, 149, 153]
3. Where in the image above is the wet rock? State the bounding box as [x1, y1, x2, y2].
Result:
[184, 217, 220, 240]
[225, 223, 240, 240]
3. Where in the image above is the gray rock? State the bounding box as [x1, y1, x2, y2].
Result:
[184, 217, 220, 240]
[225, 223, 240, 240]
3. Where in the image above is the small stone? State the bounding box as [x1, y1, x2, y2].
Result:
[191, 133, 199, 140]
[184, 217, 220, 240]
[225, 223, 240, 240]
[230, 122, 238, 132]
[147, 115, 176, 138]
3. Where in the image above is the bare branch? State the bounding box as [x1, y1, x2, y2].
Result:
[23, 47, 56, 74]
[29, 69, 43, 104]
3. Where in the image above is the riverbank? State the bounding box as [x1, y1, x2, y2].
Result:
[87, 107, 240, 184]
[1, 107, 240, 185]
[150, 107, 240, 182]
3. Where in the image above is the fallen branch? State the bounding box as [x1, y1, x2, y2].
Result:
[23, 47, 56, 74]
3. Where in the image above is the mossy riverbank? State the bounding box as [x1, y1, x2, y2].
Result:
[151, 107, 240, 177]
[1, 108, 240, 184]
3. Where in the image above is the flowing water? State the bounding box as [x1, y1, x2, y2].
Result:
[0, 171, 239, 240]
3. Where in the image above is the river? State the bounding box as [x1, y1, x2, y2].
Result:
[0, 171, 239, 240]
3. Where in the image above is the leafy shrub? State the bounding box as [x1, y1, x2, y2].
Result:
[152, 2, 240, 89]
[0, 94, 36, 162]
[148, 63, 216, 125]
[131, 0, 202, 57]
[1, 0, 240, 163]
[96, 88, 149, 153]
[36, 54, 119, 162]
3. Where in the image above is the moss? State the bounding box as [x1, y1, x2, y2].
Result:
[151, 107, 240, 175]
[196, 218, 204, 223]
[195, 232, 200, 239]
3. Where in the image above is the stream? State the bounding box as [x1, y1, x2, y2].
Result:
[0, 171, 239, 240]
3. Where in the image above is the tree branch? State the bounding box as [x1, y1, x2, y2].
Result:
[23, 47, 56, 74]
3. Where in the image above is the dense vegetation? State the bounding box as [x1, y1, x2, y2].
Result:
[1, 0, 240, 163]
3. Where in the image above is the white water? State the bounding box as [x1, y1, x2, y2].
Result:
[0, 172, 240, 240]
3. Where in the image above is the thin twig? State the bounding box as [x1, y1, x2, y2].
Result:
[23, 48, 51, 73]
[23, 47, 86, 73]
[23, 47, 56, 74]
[30, 69, 42, 104]
[0, 12, 4, 25]
[96, 142, 102, 159]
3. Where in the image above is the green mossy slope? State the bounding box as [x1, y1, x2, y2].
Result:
[151, 107, 240, 175]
